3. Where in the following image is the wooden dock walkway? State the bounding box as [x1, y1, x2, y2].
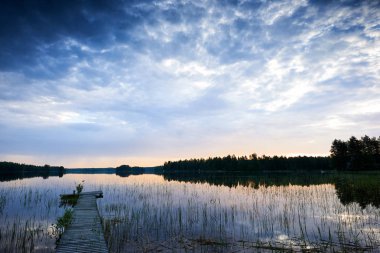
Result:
[56, 191, 108, 253]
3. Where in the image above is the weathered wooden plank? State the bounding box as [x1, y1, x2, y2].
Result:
[60, 190, 103, 199]
[56, 191, 108, 253]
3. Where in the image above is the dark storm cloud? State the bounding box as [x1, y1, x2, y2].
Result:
[0, 0, 148, 76]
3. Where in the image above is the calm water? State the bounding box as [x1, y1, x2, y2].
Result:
[0, 172, 379, 252]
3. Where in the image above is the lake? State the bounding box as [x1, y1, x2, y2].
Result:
[0, 171, 379, 252]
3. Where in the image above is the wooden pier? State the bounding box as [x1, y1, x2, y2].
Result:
[56, 191, 108, 253]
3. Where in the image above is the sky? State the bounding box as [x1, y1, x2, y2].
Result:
[0, 0, 379, 168]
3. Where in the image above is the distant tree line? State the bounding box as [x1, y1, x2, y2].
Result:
[0, 161, 64, 181]
[331, 135, 380, 170]
[163, 154, 330, 172]
[164, 136, 380, 172]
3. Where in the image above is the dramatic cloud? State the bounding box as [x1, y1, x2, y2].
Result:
[0, 0, 379, 167]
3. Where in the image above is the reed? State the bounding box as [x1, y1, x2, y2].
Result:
[0, 174, 379, 252]
[97, 178, 380, 252]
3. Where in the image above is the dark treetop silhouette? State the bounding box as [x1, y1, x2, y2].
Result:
[163, 135, 380, 172]
[330, 135, 380, 171]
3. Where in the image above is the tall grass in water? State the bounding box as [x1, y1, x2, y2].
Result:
[0, 186, 60, 252]
[0, 174, 379, 252]
[0, 176, 89, 252]
[98, 178, 380, 252]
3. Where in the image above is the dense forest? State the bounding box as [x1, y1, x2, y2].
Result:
[163, 155, 330, 172]
[0, 161, 64, 181]
[164, 136, 380, 172]
[330, 135, 380, 170]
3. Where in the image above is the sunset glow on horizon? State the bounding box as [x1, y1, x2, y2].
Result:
[0, 0, 379, 168]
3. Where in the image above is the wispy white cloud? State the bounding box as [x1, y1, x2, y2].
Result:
[259, 0, 307, 25]
[0, 0, 379, 166]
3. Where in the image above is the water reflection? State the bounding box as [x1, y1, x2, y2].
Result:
[0, 169, 63, 182]
[1, 170, 380, 208]
[96, 174, 380, 252]
[0, 172, 379, 252]
[162, 171, 380, 208]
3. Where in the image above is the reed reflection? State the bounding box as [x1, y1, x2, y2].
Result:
[0, 173, 379, 252]
[163, 171, 380, 208]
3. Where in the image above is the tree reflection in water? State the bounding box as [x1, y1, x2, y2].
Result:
[163, 171, 380, 208]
